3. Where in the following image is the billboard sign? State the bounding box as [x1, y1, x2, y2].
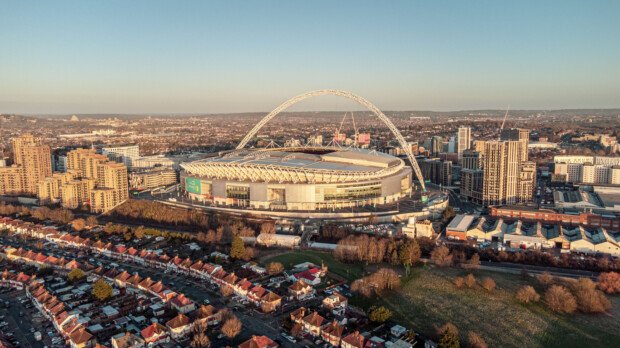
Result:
[185, 177, 202, 194]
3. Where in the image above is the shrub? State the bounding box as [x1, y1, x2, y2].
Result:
[464, 274, 476, 288]
[467, 331, 488, 348]
[437, 322, 459, 348]
[516, 285, 540, 304]
[545, 285, 577, 314]
[597, 272, 620, 294]
[571, 278, 611, 313]
[480, 277, 496, 292]
[537, 272, 554, 286]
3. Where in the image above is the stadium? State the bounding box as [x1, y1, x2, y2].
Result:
[176, 90, 447, 221]
[181, 146, 413, 211]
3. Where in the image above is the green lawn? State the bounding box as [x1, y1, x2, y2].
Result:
[374, 266, 620, 348]
[260, 250, 366, 281]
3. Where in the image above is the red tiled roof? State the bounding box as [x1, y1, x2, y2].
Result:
[239, 335, 278, 348]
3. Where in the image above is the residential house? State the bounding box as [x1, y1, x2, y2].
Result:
[342, 331, 365, 348]
[166, 313, 192, 340]
[288, 280, 314, 300]
[302, 311, 325, 337]
[321, 320, 344, 347]
[238, 335, 279, 348]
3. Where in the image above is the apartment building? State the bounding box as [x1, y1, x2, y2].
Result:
[457, 126, 471, 160]
[482, 140, 535, 206]
[5, 134, 53, 195]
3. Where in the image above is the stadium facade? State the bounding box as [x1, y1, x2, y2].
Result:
[181, 147, 413, 211]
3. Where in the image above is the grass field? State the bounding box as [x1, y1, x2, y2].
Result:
[376, 266, 620, 348]
[260, 250, 366, 282]
[264, 251, 620, 347]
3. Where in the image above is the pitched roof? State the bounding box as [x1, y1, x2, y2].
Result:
[302, 311, 325, 327]
[166, 313, 191, 329]
[238, 335, 278, 348]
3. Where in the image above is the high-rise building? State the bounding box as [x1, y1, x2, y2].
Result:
[419, 158, 452, 186]
[461, 169, 483, 204]
[0, 166, 24, 195]
[481, 140, 534, 206]
[457, 126, 471, 160]
[430, 136, 443, 156]
[7, 134, 52, 194]
[501, 128, 529, 162]
[461, 150, 482, 170]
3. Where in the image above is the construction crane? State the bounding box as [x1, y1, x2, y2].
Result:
[498, 105, 510, 140]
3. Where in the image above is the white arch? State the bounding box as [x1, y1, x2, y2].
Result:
[236, 89, 426, 191]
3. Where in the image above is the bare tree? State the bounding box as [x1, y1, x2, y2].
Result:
[545, 285, 577, 314]
[431, 245, 453, 267]
[190, 332, 211, 348]
[221, 316, 242, 339]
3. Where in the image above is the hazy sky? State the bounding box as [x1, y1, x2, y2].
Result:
[1, 1, 619, 114]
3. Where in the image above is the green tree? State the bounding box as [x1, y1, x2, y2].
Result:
[92, 278, 113, 301]
[67, 268, 85, 283]
[229, 236, 246, 259]
[368, 306, 392, 323]
[133, 226, 145, 239]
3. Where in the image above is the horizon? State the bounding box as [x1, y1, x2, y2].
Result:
[2, 1, 620, 114]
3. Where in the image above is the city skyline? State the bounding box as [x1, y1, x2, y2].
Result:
[2, 0, 620, 114]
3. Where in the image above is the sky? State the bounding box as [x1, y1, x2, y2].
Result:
[1, 0, 619, 114]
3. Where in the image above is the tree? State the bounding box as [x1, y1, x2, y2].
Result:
[267, 262, 284, 275]
[133, 226, 145, 239]
[229, 236, 246, 259]
[545, 285, 577, 314]
[597, 272, 620, 294]
[220, 285, 234, 297]
[467, 254, 480, 270]
[190, 333, 211, 348]
[537, 272, 554, 286]
[431, 245, 453, 267]
[124, 232, 132, 241]
[516, 285, 540, 304]
[192, 321, 207, 334]
[260, 222, 276, 235]
[399, 239, 421, 274]
[464, 274, 476, 288]
[480, 277, 496, 292]
[571, 278, 611, 313]
[85, 215, 98, 227]
[453, 276, 465, 289]
[467, 331, 487, 348]
[242, 247, 256, 261]
[442, 206, 456, 223]
[437, 322, 460, 348]
[92, 278, 113, 301]
[368, 306, 392, 323]
[221, 316, 242, 339]
[71, 218, 86, 231]
[67, 268, 85, 283]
